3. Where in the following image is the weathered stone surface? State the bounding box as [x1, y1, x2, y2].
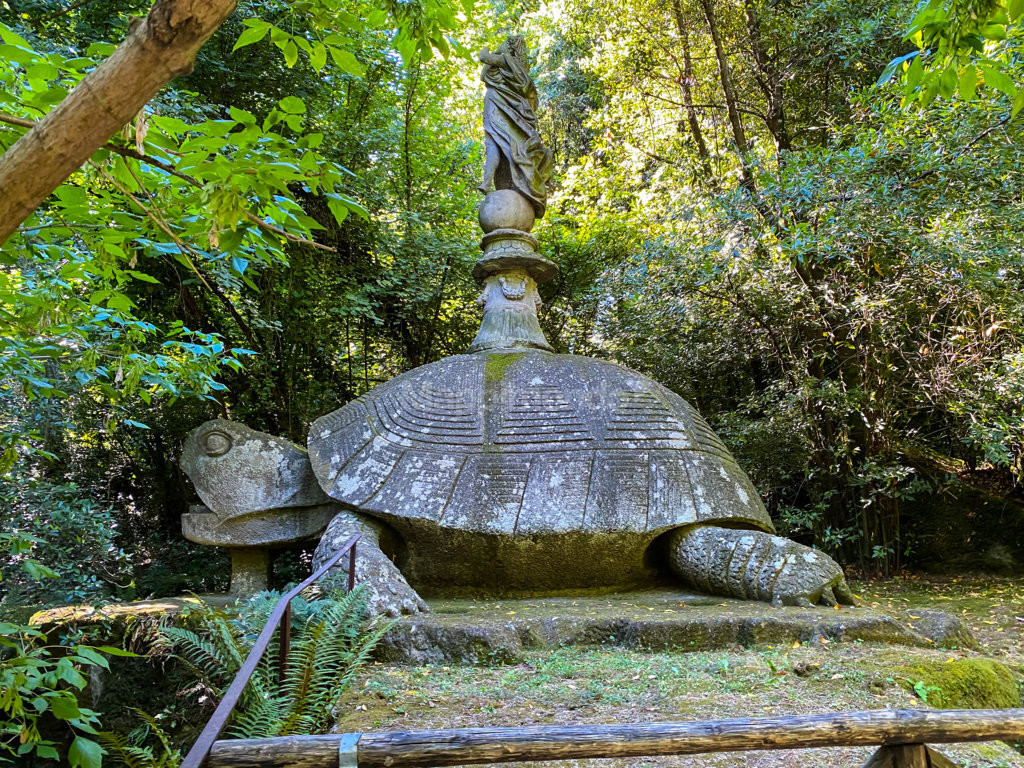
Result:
[312, 511, 428, 617]
[180, 420, 341, 596]
[181, 419, 330, 517]
[902, 609, 978, 649]
[478, 35, 552, 218]
[178, 33, 855, 612]
[468, 269, 552, 353]
[479, 189, 535, 233]
[302, 347, 856, 604]
[227, 548, 270, 596]
[181, 503, 336, 547]
[377, 590, 968, 665]
[668, 526, 854, 607]
[308, 350, 775, 554]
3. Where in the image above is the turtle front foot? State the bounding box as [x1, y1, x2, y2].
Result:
[667, 525, 857, 608]
[357, 547, 430, 618]
[312, 511, 428, 618]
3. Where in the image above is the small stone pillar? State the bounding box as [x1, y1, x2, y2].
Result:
[228, 548, 271, 595]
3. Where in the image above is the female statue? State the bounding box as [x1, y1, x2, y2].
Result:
[478, 35, 553, 218]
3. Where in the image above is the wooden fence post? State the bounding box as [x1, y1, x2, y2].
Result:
[860, 744, 961, 768]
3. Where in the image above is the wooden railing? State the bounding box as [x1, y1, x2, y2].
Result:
[180, 534, 361, 768]
[201, 707, 1024, 768]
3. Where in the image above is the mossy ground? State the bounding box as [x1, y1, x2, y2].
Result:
[335, 574, 1024, 768]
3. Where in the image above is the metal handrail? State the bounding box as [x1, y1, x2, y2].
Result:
[180, 534, 361, 768]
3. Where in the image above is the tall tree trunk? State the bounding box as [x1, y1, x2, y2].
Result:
[743, 0, 791, 156]
[671, 0, 715, 184]
[403, 66, 420, 213]
[698, 0, 756, 195]
[0, 0, 236, 244]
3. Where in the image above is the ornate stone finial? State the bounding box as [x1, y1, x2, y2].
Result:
[469, 35, 558, 355]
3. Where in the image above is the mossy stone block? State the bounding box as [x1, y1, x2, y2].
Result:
[901, 658, 1021, 709]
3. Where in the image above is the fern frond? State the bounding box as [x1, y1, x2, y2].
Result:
[159, 586, 386, 741]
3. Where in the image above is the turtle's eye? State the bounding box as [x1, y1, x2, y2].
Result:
[202, 430, 232, 457]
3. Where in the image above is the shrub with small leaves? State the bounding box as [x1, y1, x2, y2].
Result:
[1, 531, 134, 767]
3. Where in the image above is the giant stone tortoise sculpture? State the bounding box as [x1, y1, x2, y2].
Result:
[181, 337, 854, 615]
[179, 223, 855, 615]
[178, 36, 854, 615]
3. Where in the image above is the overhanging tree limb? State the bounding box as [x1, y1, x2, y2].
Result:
[0, 111, 336, 253]
[0, 0, 236, 245]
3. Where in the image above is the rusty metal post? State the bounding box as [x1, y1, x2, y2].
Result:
[348, 541, 357, 592]
[277, 602, 291, 684]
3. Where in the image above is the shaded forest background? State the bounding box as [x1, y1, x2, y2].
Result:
[2, 0, 1023, 611]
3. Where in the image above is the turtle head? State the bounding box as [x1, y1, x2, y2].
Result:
[180, 419, 329, 517]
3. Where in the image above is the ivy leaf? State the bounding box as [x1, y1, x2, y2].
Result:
[229, 106, 256, 125]
[93, 646, 138, 657]
[48, 692, 82, 720]
[958, 65, 977, 100]
[72, 646, 110, 669]
[310, 41, 327, 72]
[282, 39, 299, 68]
[326, 195, 349, 224]
[938, 65, 957, 99]
[876, 51, 918, 87]
[279, 96, 306, 115]
[1012, 89, 1024, 117]
[24, 560, 57, 580]
[981, 64, 1017, 98]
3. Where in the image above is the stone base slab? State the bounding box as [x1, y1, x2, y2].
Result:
[379, 589, 976, 665]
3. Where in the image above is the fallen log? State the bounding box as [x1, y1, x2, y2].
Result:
[206, 707, 1024, 768]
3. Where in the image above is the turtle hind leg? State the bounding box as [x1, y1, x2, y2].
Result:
[312, 511, 428, 618]
[667, 525, 854, 607]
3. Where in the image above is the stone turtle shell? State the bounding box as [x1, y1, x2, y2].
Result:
[307, 350, 774, 536]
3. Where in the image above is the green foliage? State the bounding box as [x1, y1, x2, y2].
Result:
[0, 0, 466, 465]
[157, 587, 391, 740]
[527, 0, 1024, 572]
[881, 0, 1024, 113]
[0, 530, 134, 766]
[0, 0, 1021, 630]
[911, 678, 942, 703]
[0, 474, 133, 609]
[97, 710, 182, 768]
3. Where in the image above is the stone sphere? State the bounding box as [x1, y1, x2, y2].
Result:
[479, 189, 535, 233]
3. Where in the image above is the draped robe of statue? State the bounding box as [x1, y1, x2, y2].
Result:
[479, 40, 553, 218]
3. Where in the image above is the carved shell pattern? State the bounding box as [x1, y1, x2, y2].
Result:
[307, 352, 773, 536]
